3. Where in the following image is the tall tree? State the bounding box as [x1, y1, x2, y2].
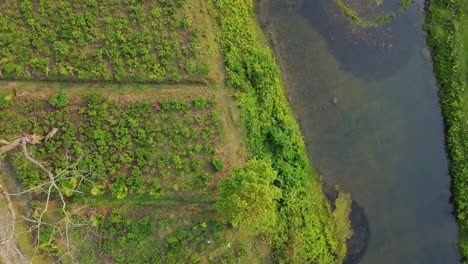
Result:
[215, 159, 281, 235]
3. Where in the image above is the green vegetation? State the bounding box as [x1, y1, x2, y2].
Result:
[0, 87, 254, 262]
[76, 203, 264, 263]
[97, 206, 248, 263]
[376, 13, 395, 25]
[0, 91, 225, 202]
[0, 0, 350, 262]
[213, 0, 349, 262]
[0, 0, 221, 83]
[425, 0, 468, 260]
[332, 187, 353, 263]
[216, 159, 281, 236]
[332, 0, 395, 28]
[0, 176, 52, 264]
[336, 0, 372, 27]
[398, 0, 415, 10]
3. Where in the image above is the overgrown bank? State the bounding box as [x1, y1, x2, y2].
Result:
[212, 0, 351, 262]
[424, 0, 468, 260]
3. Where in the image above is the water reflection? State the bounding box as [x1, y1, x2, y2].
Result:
[299, 0, 416, 80]
[256, 0, 460, 263]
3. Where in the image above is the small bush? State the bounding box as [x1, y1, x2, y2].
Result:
[193, 97, 207, 109]
[0, 93, 10, 109]
[49, 91, 69, 109]
[211, 157, 225, 172]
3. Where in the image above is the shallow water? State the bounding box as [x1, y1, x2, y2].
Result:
[256, 1, 460, 263]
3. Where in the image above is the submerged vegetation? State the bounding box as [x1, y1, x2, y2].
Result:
[331, 0, 395, 28]
[335, 0, 372, 27]
[398, 0, 415, 10]
[425, 0, 468, 259]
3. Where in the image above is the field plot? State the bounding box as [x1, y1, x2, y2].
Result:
[0, 84, 243, 202]
[0, 0, 222, 83]
[0, 82, 251, 263]
[72, 203, 270, 263]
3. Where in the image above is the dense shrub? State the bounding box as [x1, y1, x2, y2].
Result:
[425, 0, 468, 259]
[216, 159, 281, 235]
[211, 157, 225, 172]
[213, 0, 345, 262]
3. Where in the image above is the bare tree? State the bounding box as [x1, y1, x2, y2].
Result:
[0, 130, 94, 263]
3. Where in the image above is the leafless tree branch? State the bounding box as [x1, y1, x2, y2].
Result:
[0, 130, 93, 263]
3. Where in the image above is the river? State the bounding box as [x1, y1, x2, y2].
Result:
[256, 0, 460, 263]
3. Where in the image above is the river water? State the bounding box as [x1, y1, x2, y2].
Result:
[256, 0, 460, 263]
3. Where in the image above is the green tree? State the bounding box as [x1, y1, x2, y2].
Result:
[215, 159, 281, 235]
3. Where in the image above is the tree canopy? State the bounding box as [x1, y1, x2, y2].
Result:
[215, 159, 281, 235]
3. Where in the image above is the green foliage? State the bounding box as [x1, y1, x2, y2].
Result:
[336, 0, 371, 27]
[49, 90, 69, 109]
[98, 208, 246, 263]
[193, 96, 207, 109]
[0, 93, 225, 202]
[398, 0, 415, 10]
[213, 0, 343, 262]
[100, 210, 156, 263]
[211, 157, 225, 172]
[0, 93, 10, 109]
[61, 178, 77, 197]
[0, 0, 212, 83]
[333, 187, 353, 263]
[216, 159, 281, 235]
[91, 185, 105, 196]
[376, 13, 395, 25]
[38, 225, 58, 255]
[425, 0, 468, 260]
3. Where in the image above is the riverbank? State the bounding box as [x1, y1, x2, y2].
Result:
[425, 0, 468, 260]
[212, 0, 351, 262]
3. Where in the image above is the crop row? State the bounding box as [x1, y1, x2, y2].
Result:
[0, 0, 211, 82]
[0, 91, 226, 201]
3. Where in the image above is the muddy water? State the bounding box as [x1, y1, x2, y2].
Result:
[256, 1, 460, 263]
